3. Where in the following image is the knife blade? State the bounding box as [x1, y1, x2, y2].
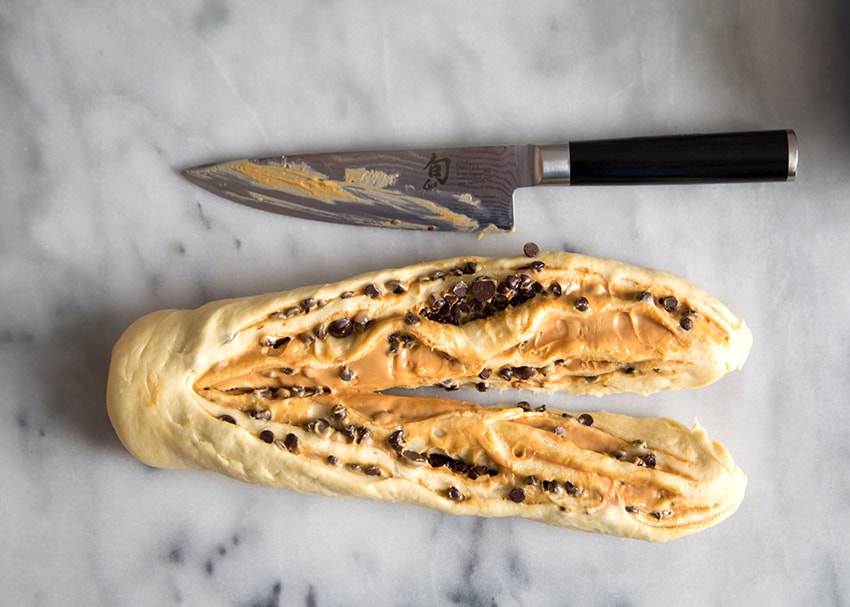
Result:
[182, 129, 797, 233]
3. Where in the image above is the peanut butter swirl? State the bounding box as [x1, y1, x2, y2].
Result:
[107, 251, 749, 542]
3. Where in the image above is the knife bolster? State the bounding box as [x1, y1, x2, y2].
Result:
[536, 144, 572, 184]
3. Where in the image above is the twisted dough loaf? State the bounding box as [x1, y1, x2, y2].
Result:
[107, 252, 749, 541]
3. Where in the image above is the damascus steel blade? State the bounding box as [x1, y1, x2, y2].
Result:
[182, 145, 536, 232]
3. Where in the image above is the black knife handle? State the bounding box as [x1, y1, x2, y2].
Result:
[566, 130, 797, 185]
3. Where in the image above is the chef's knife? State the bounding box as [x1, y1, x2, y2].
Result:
[183, 129, 797, 233]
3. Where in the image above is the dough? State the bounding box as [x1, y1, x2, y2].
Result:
[107, 251, 749, 541]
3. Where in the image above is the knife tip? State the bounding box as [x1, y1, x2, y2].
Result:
[180, 165, 208, 186]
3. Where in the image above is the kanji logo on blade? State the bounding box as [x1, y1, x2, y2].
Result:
[423, 153, 451, 190]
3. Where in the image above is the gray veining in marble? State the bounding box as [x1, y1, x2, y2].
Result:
[2, 1, 849, 605]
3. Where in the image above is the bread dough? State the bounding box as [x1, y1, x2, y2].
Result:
[107, 252, 749, 541]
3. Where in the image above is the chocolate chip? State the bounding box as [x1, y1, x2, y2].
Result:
[387, 334, 401, 354]
[364, 465, 382, 477]
[468, 466, 490, 480]
[463, 262, 480, 274]
[355, 427, 371, 444]
[283, 433, 300, 452]
[509, 488, 526, 503]
[340, 291, 354, 299]
[449, 459, 470, 474]
[584, 375, 598, 382]
[452, 281, 468, 298]
[622, 366, 636, 375]
[574, 296, 589, 311]
[342, 425, 357, 441]
[284, 306, 302, 317]
[518, 273, 533, 288]
[523, 242, 540, 257]
[301, 298, 317, 312]
[328, 317, 354, 338]
[548, 283, 562, 297]
[529, 260, 545, 272]
[641, 453, 657, 468]
[611, 450, 627, 460]
[650, 511, 663, 520]
[680, 316, 694, 331]
[339, 366, 356, 381]
[314, 324, 328, 340]
[549, 480, 564, 494]
[476, 382, 488, 392]
[661, 296, 679, 313]
[266, 336, 290, 349]
[429, 294, 447, 309]
[386, 280, 406, 294]
[327, 455, 340, 466]
[517, 401, 530, 411]
[515, 366, 536, 380]
[313, 419, 330, 434]
[403, 450, 425, 462]
[428, 453, 452, 468]
[447, 486, 462, 501]
[217, 414, 237, 424]
[638, 291, 653, 303]
[525, 475, 539, 487]
[249, 408, 273, 421]
[564, 481, 581, 496]
[471, 279, 496, 302]
[439, 380, 460, 391]
[404, 312, 421, 325]
[259, 430, 275, 443]
[388, 429, 406, 451]
[625, 505, 639, 513]
[578, 413, 594, 426]
[364, 284, 380, 298]
[499, 367, 514, 381]
[331, 404, 347, 421]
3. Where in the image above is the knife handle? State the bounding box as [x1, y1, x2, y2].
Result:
[540, 130, 797, 185]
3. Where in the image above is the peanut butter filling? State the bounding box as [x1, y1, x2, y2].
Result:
[198, 259, 712, 396]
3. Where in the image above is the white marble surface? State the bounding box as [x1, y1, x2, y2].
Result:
[2, 1, 849, 605]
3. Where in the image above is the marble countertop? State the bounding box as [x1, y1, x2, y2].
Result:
[3, 2, 849, 605]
